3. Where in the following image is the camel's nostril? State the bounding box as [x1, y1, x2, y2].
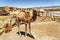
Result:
[5, 30, 12, 33]
[5, 30, 8, 33]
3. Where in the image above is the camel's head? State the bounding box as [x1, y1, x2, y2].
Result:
[33, 9, 37, 15]
[5, 23, 12, 33]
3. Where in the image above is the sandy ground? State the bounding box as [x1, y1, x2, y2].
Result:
[0, 16, 60, 40]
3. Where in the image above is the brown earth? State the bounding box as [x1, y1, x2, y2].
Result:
[0, 16, 60, 40]
[0, 21, 60, 40]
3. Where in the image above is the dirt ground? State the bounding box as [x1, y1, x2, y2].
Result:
[0, 16, 60, 40]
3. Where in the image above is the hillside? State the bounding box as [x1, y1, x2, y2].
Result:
[0, 15, 60, 40]
[0, 20, 60, 40]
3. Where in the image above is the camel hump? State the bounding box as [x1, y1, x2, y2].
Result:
[18, 12, 25, 18]
[25, 12, 30, 18]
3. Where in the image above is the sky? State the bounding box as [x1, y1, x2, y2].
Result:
[0, 0, 60, 8]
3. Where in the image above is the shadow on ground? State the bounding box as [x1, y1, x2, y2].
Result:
[17, 31, 35, 39]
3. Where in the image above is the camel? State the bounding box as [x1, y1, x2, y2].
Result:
[5, 23, 12, 33]
[0, 10, 10, 16]
[4, 17, 13, 33]
[0, 17, 14, 33]
[12, 9, 37, 35]
[36, 9, 48, 17]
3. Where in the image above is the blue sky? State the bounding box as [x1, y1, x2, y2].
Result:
[0, 0, 60, 8]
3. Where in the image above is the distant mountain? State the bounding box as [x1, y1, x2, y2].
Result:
[32, 6, 60, 9]
[0, 6, 60, 10]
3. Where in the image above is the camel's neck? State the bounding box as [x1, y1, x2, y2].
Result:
[31, 10, 37, 22]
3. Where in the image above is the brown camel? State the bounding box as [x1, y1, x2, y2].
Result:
[5, 17, 13, 33]
[12, 9, 37, 35]
[5, 23, 12, 33]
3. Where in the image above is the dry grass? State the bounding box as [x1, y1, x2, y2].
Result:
[0, 16, 10, 20]
[0, 13, 60, 40]
[0, 21, 60, 40]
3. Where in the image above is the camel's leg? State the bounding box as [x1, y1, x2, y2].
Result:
[10, 17, 12, 25]
[25, 23, 27, 36]
[12, 18, 18, 26]
[29, 22, 31, 34]
[12, 22, 16, 26]
[18, 22, 21, 36]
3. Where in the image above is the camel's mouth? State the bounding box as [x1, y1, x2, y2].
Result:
[5, 30, 12, 33]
